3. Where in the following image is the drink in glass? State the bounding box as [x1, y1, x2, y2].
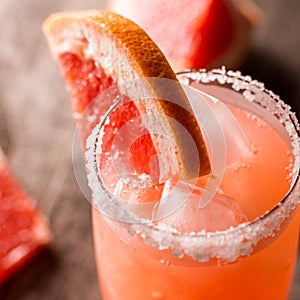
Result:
[84, 69, 300, 299]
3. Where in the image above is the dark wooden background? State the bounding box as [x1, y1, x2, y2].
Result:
[0, 0, 299, 299]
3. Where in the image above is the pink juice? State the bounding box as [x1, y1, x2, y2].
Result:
[87, 70, 300, 299]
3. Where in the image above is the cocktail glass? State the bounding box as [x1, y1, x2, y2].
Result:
[79, 69, 299, 299]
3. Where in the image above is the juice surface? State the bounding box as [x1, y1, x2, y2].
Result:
[218, 104, 292, 220]
[92, 99, 299, 299]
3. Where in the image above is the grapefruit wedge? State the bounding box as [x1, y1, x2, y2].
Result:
[0, 149, 51, 284]
[108, 0, 262, 70]
[43, 10, 210, 181]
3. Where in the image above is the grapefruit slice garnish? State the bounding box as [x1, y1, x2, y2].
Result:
[107, 0, 262, 70]
[43, 10, 211, 180]
[0, 149, 51, 284]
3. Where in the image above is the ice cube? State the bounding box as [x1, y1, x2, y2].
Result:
[180, 84, 254, 208]
[184, 85, 252, 169]
[157, 181, 248, 233]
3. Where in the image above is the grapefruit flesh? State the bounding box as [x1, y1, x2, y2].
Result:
[0, 151, 51, 284]
[108, 0, 261, 70]
[190, 0, 233, 68]
[58, 52, 157, 176]
[59, 51, 164, 204]
[58, 52, 115, 119]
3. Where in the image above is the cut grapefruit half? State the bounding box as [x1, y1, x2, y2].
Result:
[43, 10, 211, 181]
[0, 149, 51, 284]
[108, 0, 262, 70]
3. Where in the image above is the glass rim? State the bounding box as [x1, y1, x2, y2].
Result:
[87, 68, 300, 262]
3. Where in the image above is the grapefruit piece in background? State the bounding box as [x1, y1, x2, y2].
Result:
[43, 10, 211, 181]
[107, 0, 262, 71]
[0, 149, 51, 284]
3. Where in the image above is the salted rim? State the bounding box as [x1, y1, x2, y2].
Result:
[86, 68, 300, 262]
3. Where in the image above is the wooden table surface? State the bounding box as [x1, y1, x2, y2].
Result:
[0, 0, 299, 299]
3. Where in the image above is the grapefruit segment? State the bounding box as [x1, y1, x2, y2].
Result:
[43, 10, 211, 180]
[0, 150, 51, 284]
[108, 0, 262, 70]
